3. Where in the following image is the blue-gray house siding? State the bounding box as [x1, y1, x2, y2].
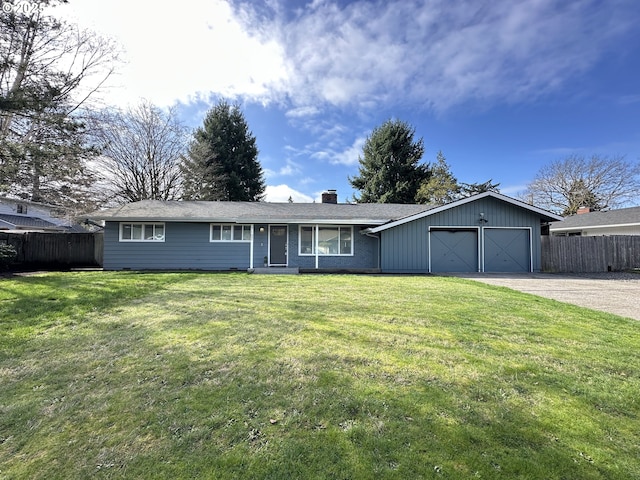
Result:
[98, 193, 560, 273]
[104, 222, 379, 271]
[104, 222, 253, 270]
[380, 197, 545, 273]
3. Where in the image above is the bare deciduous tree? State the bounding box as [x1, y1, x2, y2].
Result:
[0, 0, 119, 208]
[523, 154, 640, 215]
[92, 100, 188, 203]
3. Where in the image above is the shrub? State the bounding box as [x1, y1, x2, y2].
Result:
[0, 243, 17, 268]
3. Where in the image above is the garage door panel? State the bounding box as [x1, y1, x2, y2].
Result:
[430, 230, 478, 272]
[484, 229, 530, 272]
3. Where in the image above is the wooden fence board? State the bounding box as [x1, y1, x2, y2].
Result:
[542, 235, 640, 272]
[0, 232, 103, 268]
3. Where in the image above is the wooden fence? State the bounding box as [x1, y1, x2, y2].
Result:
[0, 232, 103, 268]
[542, 235, 640, 273]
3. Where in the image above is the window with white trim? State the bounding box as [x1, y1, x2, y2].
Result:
[299, 226, 353, 255]
[120, 223, 165, 241]
[210, 224, 251, 242]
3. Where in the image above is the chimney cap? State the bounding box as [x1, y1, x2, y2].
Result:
[577, 206, 592, 214]
[321, 190, 338, 204]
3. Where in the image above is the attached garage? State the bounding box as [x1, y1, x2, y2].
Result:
[371, 192, 563, 274]
[483, 228, 531, 273]
[430, 228, 479, 272]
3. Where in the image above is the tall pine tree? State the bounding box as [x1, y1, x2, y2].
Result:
[349, 119, 429, 203]
[181, 101, 265, 201]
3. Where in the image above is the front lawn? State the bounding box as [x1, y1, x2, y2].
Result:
[1, 272, 638, 479]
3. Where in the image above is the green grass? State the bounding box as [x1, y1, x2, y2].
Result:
[1, 272, 639, 479]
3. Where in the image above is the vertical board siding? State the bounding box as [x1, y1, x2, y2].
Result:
[542, 235, 640, 272]
[381, 221, 428, 272]
[104, 222, 251, 270]
[381, 197, 545, 273]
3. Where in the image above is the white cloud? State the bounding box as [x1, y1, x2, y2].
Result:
[302, 134, 364, 166]
[265, 184, 314, 202]
[285, 106, 321, 118]
[275, 0, 637, 112]
[331, 136, 366, 166]
[278, 160, 302, 176]
[58, 0, 288, 107]
[58, 0, 638, 113]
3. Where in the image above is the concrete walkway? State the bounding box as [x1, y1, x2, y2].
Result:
[448, 272, 640, 321]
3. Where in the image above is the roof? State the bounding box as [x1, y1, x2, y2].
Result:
[549, 206, 640, 232]
[89, 200, 434, 225]
[0, 196, 61, 209]
[0, 213, 62, 230]
[367, 192, 563, 233]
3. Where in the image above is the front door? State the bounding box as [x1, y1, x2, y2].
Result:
[269, 225, 287, 266]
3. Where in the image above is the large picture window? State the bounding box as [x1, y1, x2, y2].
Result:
[210, 224, 251, 242]
[299, 226, 353, 255]
[120, 223, 165, 241]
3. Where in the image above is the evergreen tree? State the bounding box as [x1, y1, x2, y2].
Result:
[349, 119, 428, 203]
[459, 179, 500, 197]
[415, 151, 459, 204]
[181, 101, 265, 201]
[564, 179, 602, 216]
[416, 152, 500, 205]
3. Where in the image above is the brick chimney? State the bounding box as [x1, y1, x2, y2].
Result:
[321, 189, 338, 204]
[577, 206, 591, 214]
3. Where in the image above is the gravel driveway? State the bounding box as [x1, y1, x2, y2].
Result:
[447, 272, 640, 321]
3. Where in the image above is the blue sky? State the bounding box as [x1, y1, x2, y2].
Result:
[60, 0, 640, 203]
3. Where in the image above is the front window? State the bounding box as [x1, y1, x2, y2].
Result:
[211, 224, 251, 242]
[299, 226, 353, 255]
[120, 223, 165, 241]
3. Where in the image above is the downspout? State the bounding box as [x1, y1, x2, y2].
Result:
[315, 224, 319, 269]
[249, 224, 254, 269]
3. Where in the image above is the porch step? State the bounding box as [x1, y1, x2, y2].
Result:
[250, 267, 299, 275]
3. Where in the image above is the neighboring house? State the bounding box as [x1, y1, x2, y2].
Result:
[90, 191, 562, 273]
[0, 197, 80, 232]
[549, 206, 640, 236]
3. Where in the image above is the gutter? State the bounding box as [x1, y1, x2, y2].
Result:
[92, 217, 392, 225]
[550, 222, 640, 233]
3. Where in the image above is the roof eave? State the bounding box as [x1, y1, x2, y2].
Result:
[94, 216, 391, 225]
[368, 192, 563, 233]
[550, 222, 640, 232]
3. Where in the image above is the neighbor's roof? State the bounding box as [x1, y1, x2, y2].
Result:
[0, 213, 62, 230]
[367, 192, 563, 233]
[549, 206, 640, 232]
[89, 200, 435, 225]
